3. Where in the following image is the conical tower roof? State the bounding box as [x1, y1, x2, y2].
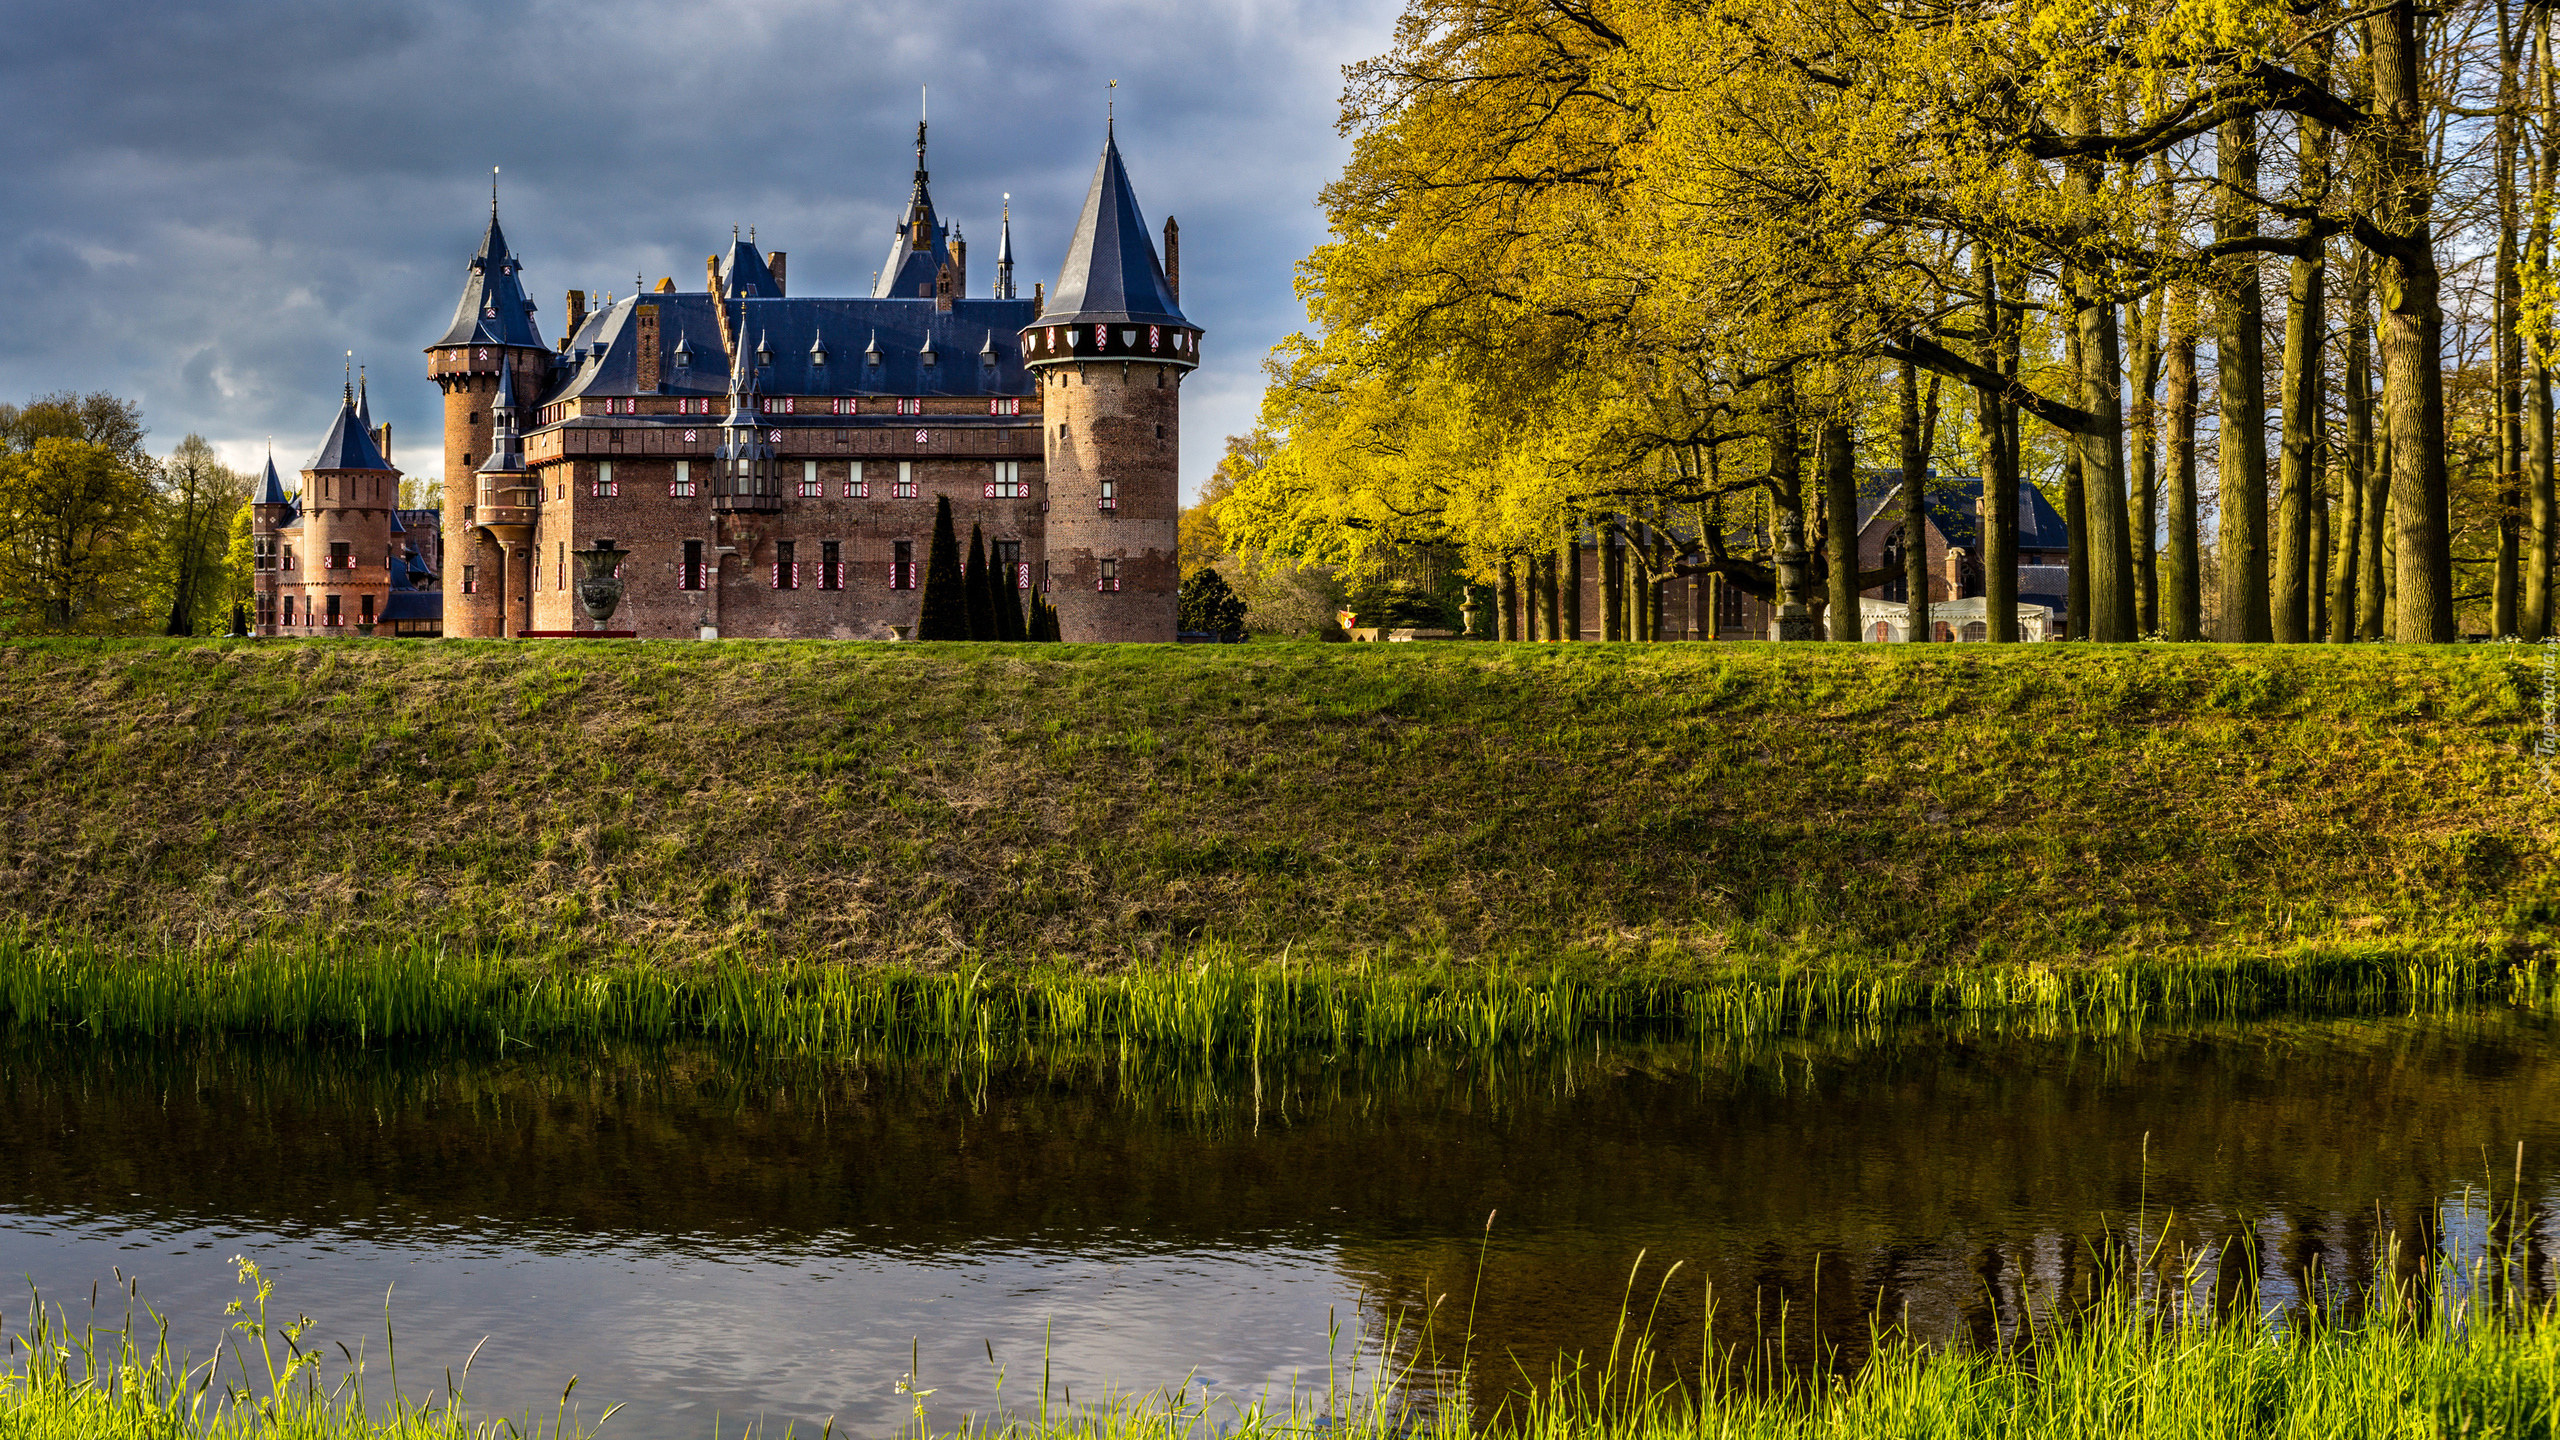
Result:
[475, 363, 526, 476]
[718, 232, 779, 298]
[1039, 127, 1187, 330]
[432, 209, 546, 350]
[309, 386, 394, 472]
[255, 453, 292, 506]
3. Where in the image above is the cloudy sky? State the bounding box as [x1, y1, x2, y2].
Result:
[0, 0, 1398, 500]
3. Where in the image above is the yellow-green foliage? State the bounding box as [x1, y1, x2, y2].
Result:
[0, 638, 2550, 970]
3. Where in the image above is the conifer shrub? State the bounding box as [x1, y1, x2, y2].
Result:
[916, 496, 969, 640]
[1179, 568, 1248, 639]
[964, 524, 996, 641]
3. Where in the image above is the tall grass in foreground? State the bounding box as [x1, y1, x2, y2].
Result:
[0, 1260, 612, 1439]
[9, 1256, 2560, 1440]
[0, 929, 2552, 1057]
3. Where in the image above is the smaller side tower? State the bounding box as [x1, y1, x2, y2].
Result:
[249, 451, 295, 634]
[299, 379, 402, 634]
[429, 189, 550, 638]
[1019, 123, 1202, 642]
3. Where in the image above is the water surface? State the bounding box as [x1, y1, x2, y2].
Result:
[5, 1013, 2558, 1436]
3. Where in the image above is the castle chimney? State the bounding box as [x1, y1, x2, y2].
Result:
[565, 289, 586, 339]
[952, 234, 966, 296]
[1033, 281, 1044, 318]
[705, 254, 721, 296]
[1164, 217, 1179, 303]
[935, 264, 955, 313]
[374, 424, 392, 466]
[768, 252, 786, 296]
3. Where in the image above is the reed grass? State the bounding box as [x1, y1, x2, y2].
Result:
[0, 928, 2550, 1057]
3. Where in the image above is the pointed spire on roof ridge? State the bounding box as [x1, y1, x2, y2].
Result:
[1037, 121, 1189, 332]
[355, 364, 372, 432]
[256, 452, 291, 507]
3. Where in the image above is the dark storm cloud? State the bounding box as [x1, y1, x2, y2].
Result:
[0, 0, 1392, 492]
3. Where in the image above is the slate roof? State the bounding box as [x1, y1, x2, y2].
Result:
[874, 122, 955, 300]
[1038, 127, 1188, 330]
[540, 292, 1042, 408]
[719, 236, 780, 299]
[379, 590, 442, 623]
[432, 214, 546, 350]
[308, 391, 395, 472]
[255, 454, 291, 506]
[1854, 471, 2070, 555]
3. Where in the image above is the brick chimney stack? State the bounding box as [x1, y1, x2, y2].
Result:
[768, 252, 786, 296]
[1944, 547, 1968, 600]
[1164, 217, 1179, 302]
[565, 289, 586, 339]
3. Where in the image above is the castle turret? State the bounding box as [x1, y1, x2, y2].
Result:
[299, 377, 402, 634]
[250, 450, 296, 634]
[429, 183, 551, 638]
[1018, 122, 1201, 642]
[995, 196, 1017, 300]
[713, 310, 779, 513]
[874, 117, 955, 299]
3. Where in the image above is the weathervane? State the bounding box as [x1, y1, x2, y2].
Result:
[492, 166, 500, 218]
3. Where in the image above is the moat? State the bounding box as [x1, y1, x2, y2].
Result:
[6, 1013, 2558, 1438]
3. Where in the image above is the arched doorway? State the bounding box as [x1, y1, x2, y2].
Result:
[1870, 621, 1893, 642]
[1961, 620, 1987, 642]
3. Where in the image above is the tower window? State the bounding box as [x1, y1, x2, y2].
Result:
[800, 460, 822, 498]
[254, 536, 277, 571]
[891, 539, 915, 590]
[1098, 558, 1119, 593]
[833, 397, 859, 416]
[1156, 424, 1165, 439]
[987, 461, 1024, 499]
[896, 398, 922, 416]
[326, 594, 343, 627]
[993, 539, 1025, 590]
[774, 540, 799, 590]
[558, 541, 566, 590]
[671, 460, 695, 498]
[1057, 422, 1067, 438]
[894, 461, 916, 500]
[594, 461, 618, 497]
[462, 565, 477, 595]
[361, 593, 376, 626]
[989, 397, 1021, 416]
[821, 540, 842, 590]
[682, 539, 705, 591]
[1098, 480, 1116, 513]
[284, 594, 296, 625]
[329, 541, 352, 570]
[845, 461, 868, 499]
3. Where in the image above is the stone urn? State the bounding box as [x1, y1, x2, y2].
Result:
[574, 541, 632, 632]
[888, 624, 912, 642]
[1459, 592, 1481, 639]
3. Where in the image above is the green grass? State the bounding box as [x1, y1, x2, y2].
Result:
[0, 637, 2551, 973]
[11, 1253, 2560, 1440]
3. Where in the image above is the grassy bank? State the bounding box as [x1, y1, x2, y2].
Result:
[0, 638, 2550, 974]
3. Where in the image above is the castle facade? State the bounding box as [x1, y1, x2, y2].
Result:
[254, 119, 1197, 643]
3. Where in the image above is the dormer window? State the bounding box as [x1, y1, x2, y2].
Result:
[674, 336, 692, 368]
[755, 333, 773, 367]
[810, 332, 829, 366]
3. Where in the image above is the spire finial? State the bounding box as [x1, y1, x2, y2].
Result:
[491, 166, 499, 219]
[1108, 79, 1117, 129]
[343, 351, 353, 402]
[916, 87, 929, 179]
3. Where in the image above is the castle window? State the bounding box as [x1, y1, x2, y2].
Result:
[326, 594, 343, 627]
[558, 541, 566, 590]
[1039, 560, 1050, 593]
[1156, 424, 1165, 438]
[845, 462, 868, 499]
[987, 461, 1024, 499]
[462, 565, 477, 595]
[989, 397, 1021, 416]
[993, 539, 1025, 590]
[322, 477, 334, 501]
[891, 540, 915, 590]
[774, 540, 799, 590]
[682, 540, 705, 591]
[361, 593, 376, 626]
[894, 462, 916, 500]
[800, 461, 821, 498]
[1098, 480, 1117, 513]
[762, 397, 797, 415]
[833, 397, 859, 416]
[329, 541, 352, 570]
[283, 545, 295, 570]
[671, 460, 695, 498]
[896, 398, 922, 417]
[1058, 422, 1067, 438]
[1098, 558, 1119, 593]
[283, 594, 295, 626]
[257, 594, 274, 629]
[594, 461, 618, 497]
[821, 540, 842, 591]
[254, 536, 277, 571]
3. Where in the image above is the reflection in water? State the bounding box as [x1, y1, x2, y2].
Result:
[2, 1014, 2557, 1437]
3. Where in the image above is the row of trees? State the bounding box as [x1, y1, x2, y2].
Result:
[0, 393, 254, 637]
[1218, 0, 2560, 642]
[915, 495, 1062, 641]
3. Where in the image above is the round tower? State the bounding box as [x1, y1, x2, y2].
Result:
[428, 192, 551, 638]
[1020, 124, 1200, 643]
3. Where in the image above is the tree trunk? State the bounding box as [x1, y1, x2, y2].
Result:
[1980, 246, 2020, 641]
[2311, 493, 2330, 641]
[1559, 531, 1581, 641]
[2497, 0, 2526, 637]
[1823, 418, 1860, 639]
[1499, 558, 1518, 641]
[2218, 114, 2271, 642]
[2526, 11, 2558, 640]
[1601, 523, 1622, 642]
[2363, 400, 2394, 639]
[2163, 283, 2204, 640]
[2128, 283, 2164, 635]
[2333, 246, 2372, 642]
[2275, 100, 2330, 642]
[2063, 105, 2136, 642]
[2370, 2, 2457, 641]
[1541, 550, 1561, 640]
[1902, 359, 1934, 642]
[1651, 529, 1670, 640]
[2064, 314, 2090, 639]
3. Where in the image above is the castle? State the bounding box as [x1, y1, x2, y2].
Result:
[252, 119, 1198, 642]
